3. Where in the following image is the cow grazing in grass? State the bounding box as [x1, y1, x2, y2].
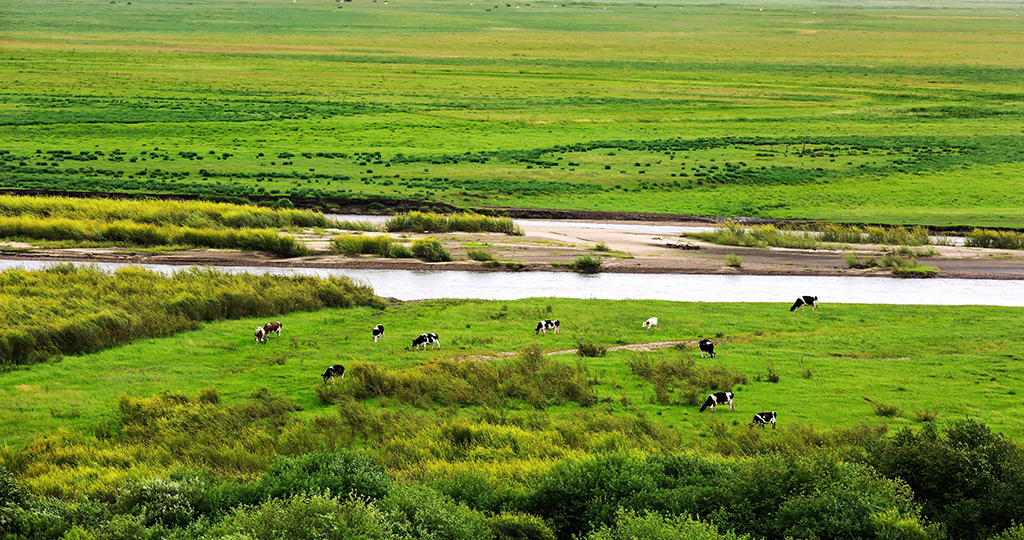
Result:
[642, 317, 658, 330]
[413, 332, 440, 350]
[322, 364, 345, 386]
[750, 411, 777, 429]
[263, 321, 283, 339]
[790, 296, 818, 312]
[698, 338, 716, 359]
[699, 391, 734, 413]
[372, 324, 385, 342]
[254, 326, 267, 344]
[535, 319, 560, 335]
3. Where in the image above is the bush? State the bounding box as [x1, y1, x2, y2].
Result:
[207, 492, 389, 540]
[377, 484, 494, 540]
[576, 339, 607, 358]
[586, 508, 751, 540]
[330, 234, 396, 257]
[572, 255, 603, 273]
[467, 249, 494, 262]
[724, 254, 742, 267]
[488, 511, 557, 540]
[411, 237, 452, 262]
[258, 450, 391, 501]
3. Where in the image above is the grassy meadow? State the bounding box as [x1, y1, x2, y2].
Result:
[2, 0, 1024, 227]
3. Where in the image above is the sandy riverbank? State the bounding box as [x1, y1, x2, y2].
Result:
[1, 219, 1023, 280]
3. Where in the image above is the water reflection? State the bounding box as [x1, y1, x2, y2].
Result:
[0, 259, 1019, 306]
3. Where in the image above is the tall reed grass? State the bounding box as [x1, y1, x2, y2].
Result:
[0, 216, 312, 257]
[0, 195, 328, 229]
[385, 212, 523, 236]
[0, 264, 383, 365]
[693, 221, 936, 249]
[964, 228, 1024, 249]
[329, 234, 400, 257]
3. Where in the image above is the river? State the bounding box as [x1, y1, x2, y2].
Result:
[1, 260, 1020, 307]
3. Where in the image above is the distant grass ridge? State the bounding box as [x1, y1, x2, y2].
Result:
[0, 264, 384, 366]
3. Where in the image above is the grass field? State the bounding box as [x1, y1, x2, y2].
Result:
[2, 0, 1024, 227]
[4, 297, 1023, 448]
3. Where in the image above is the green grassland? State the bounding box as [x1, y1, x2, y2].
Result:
[3, 0, 1024, 227]
[4, 296, 1023, 450]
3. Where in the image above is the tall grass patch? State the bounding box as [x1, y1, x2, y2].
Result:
[0, 264, 383, 365]
[385, 212, 523, 236]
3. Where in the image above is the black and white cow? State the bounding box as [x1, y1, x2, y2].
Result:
[535, 319, 560, 335]
[642, 317, 658, 330]
[699, 391, 734, 413]
[790, 296, 818, 312]
[413, 332, 440, 350]
[254, 326, 267, 344]
[263, 321, 283, 339]
[372, 324, 385, 342]
[698, 338, 716, 359]
[749, 411, 777, 429]
[322, 364, 345, 386]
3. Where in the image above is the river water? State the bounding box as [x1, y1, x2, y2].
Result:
[1, 259, 1020, 307]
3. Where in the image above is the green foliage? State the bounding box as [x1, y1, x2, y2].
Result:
[487, 512, 557, 540]
[467, 249, 495, 262]
[411, 237, 453, 262]
[206, 492, 392, 540]
[575, 339, 607, 358]
[330, 234, 397, 257]
[628, 353, 748, 406]
[386, 212, 523, 236]
[964, 228, 1024, 249]
[377, 483, 494, 540]
[866, 419, 1024, 539]
[724, 254, 742, 268]
[586, 508, 751, 540]
[572, 255, 603, 274]
[258, 450, 391, 502]
[0, 264, 383, 365]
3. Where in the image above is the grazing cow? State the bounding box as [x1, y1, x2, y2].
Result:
[699, 391, 734, 413]
[642, 317, 658, 330]
[322, 364, 345, 386]
[263, 321, 283, 339]
[254, 326, 266, 344]
[412, 332, 440, 350]
[372, 324, 385, 342]
[790, 296, 818, 312]
[698, 338, 716, 359]
[750, 411, 777, 429]
[535, 319, 560, 335]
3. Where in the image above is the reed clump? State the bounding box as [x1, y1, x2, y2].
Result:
[694, 221, 936, 249]
[385, 212, 523, 236]
[329, 234, 399, 257]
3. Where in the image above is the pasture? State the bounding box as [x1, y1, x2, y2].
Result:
[4, 296, 1022, 450]
[2, 0, 1024, 227]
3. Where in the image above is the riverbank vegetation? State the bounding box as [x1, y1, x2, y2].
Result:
[0, 264, 383, 366]
[0, 196, 323, 257]
[2, 294, 1023, 539]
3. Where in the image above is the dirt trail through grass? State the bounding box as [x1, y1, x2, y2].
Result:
[465, 339, 694, 362]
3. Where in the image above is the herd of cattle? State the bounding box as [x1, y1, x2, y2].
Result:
[253, 296, 817, 431]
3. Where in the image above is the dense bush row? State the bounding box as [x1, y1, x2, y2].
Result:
[691, 221, 938, 249]
[0, 264, 384, 365]
[6, 400, 1022, 539]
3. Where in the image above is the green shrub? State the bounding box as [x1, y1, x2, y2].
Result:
[115, 476, 206, 529]
[330, 234, 396, 257]
[725, 254, 742, 267]
[572, 255, 603, 273]
[412, 237, 452, 262]
[377, 484, 494, 540]
[385, 211, 523, 236]
[488, 511, 557, 540]
[207, 492, 389, 540]
[258, 450, 391, 501]
[586, 508, 751, 540]
[576, 339, 607, 358]
[467, 249, 494, 262]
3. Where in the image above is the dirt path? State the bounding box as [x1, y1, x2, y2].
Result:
[464, 339, 693, 362]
